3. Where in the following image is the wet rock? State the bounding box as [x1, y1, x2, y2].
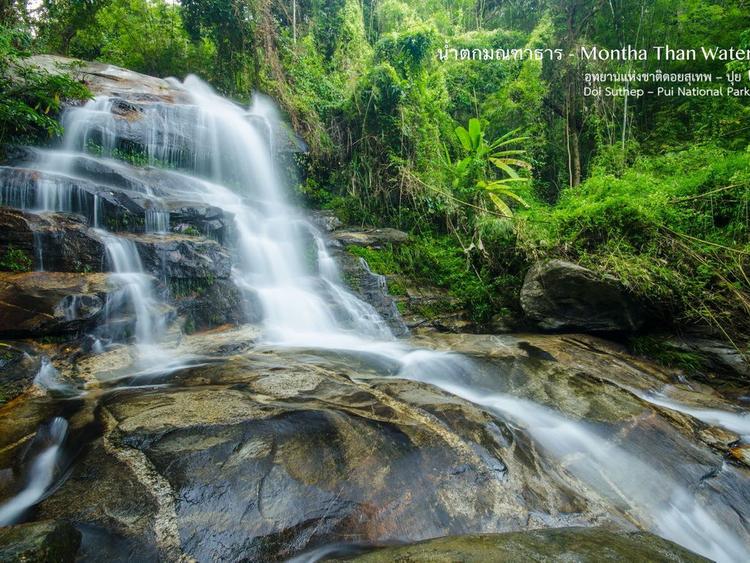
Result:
[342, 527, 709, 562]
[520, 260, 644, 333]
[332, 228, 409, 249]
[729, 445, 750, 468]
[0, 208, 105, 273]
[334, 250, 408, 337]
[0, 519, 81, 563]
[0, 166, 143, 231]
[0, 272, 129, 337]
[0, 342, 40, 405]
[175, 278, 251, 333]
[35, 349, 611, 561]
[698, 426, 740, 450]
[5, 150, 233, 242]
[15, 329, 750, 561]
[128, 234, 232, 281]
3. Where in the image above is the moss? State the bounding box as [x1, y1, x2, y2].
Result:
[0, 245, 32, 272]
[631, 336, 708, 374]
[346, 244, 400, 275]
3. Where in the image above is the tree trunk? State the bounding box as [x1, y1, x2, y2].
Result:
[570, 126, 581, 187]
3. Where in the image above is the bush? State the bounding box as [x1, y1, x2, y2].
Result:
[0, 246, 32, 272]
[0, 25, 90, 153]
[517, 146, 750, 336]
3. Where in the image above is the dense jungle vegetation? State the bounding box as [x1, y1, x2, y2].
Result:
[1, 0, 749, 346]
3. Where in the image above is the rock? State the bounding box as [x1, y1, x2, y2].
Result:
[22, 55, 189, 103]
[309, 210, 343, 233]
[667, 336, 750, 380]
[0, 166, 143, 231]
[332, 228, 409, 249]
[175, 278, 252, 333]
[341, 527, 709, 562]
[698, 426, 740, 450]
[520, 259, 644, 333]
[0, 272, 130, 337]
[333, 250, 408, 336]
[20, 329, 750, 561]
[35, 349, 601, 561]
[729, 445, 750, 468]
[0, 208, 105, 273]
[4, 150, 232, 242]
[0, 520, 81, 563]
[0, 342, 40, 405]
[128, 234, 232, 281]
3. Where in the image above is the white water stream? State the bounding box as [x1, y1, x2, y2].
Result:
[0, 417, 68, 526]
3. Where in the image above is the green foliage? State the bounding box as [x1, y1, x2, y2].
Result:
[347, 235, 502, 323]
[517, 146, 750, 335]
[65, 0, 215, 79]
[631, 335, 708, 374]
[451, 118, 531, 217]
[0, 24, 90, 151]
[0, 245, 32, 272]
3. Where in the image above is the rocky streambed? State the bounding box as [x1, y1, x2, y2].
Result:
[1, 327, 749, 561]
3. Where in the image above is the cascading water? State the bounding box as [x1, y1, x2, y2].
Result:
[98, 231, 164, 350]
[0, 417, 68, 526]
[8, 75, 748, 561]
[46, 77, 392, 343]
[394, 351, 748, 562]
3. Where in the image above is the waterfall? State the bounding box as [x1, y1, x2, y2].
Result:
[98, 231, 164, 347]
[0, 417, 68, 526]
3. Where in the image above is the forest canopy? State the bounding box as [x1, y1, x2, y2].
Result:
[1, 0, 749, 345]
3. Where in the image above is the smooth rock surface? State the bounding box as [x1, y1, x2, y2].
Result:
[0, 520, 81, 563]
[520, 259, 644, 333]
[340, 527, 709, 562]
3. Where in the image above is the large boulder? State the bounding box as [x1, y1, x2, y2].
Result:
[175, 278, 251, 333]
[343, 527, 709, 562]
[0, 520, 81, 563]
[0, 272, 130, 337]
[520, 260, 644, 333]
[34, 351, 572, 561]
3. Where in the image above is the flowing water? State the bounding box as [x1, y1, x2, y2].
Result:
[1, 76, 748, 561]
[0, 417, 68, 526]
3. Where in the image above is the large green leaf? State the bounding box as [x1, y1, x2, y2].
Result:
[455, 125, 471, 151]
[488, 193, 513, 217]
[468, 118, 482, 150]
